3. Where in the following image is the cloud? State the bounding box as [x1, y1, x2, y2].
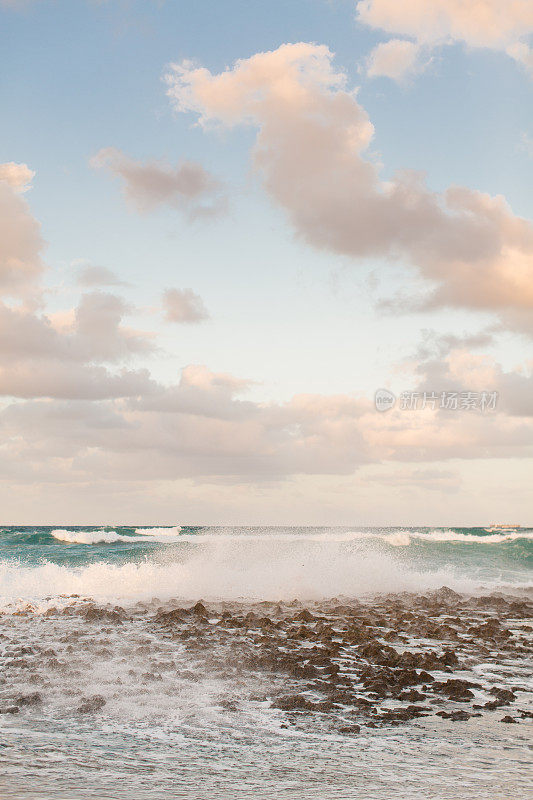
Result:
[362, 467, 461, 493]
[356, 0, 533, 80]
[0, 161, 35, 192]
[133, 363, 255, 419]
[0, 176, 44, 298]
[76, 264, 128, 288]
[90, 146, 227, 218]
[0, 292, 157, 399]
[165, 44, 533, 332]
[1, 360, 531, 490]
[412, 330, 533, 418]
[162, 287, 209, 323]
[0, 363, 157, 400]
[366, 39, 426, 81]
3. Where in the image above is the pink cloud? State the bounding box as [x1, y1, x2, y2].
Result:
[165, 44, 533, 330]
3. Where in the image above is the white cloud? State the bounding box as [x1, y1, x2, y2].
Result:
[366, 39, 426, 81]
[356, 0, 533, 80]
[0, 161, 35, 192]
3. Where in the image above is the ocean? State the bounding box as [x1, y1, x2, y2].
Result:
[0, 526, 531, 799]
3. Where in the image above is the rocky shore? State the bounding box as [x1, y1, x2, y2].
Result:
[1, 587, 531, 733]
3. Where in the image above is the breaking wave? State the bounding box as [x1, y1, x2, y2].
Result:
[375, 529, 533, 546]
[51, 527, 182, 544]
[1, 528, 531, 609]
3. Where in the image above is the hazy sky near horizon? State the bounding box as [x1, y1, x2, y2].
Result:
[1, 0, 532, 525]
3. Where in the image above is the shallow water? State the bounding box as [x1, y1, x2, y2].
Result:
[0, 527, 531, 799]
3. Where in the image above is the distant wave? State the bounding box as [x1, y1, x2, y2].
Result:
[51, 527, 182, 545]
[49, 527, 532, 547]
[376, 529, 533, 546]
[135, 527, 182, 536]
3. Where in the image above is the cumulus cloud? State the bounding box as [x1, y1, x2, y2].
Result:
[0, 161, 35, 192]
[165, 44, 533, 331]
[357, 0, 533, 80]
[162, 287, 209, 324]
[366, 39, 426, 81]
[90, 146, 227, 218]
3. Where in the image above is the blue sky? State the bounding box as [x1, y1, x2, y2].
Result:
[0, 0, 531, 523]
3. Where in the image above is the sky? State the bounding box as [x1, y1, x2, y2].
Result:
[0, 0, 532, 525]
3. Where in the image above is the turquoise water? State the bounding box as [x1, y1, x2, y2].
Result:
[0, 527, 531, 800]
[0, 526, 531, 605]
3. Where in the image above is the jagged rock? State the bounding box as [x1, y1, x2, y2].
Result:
[436, 710, 472, 721]
[77, 695, 106, 713]
[489, 687, 515, 703]
[16, 692, 42, 706]
[294, 609, 316, 622]
[338, 724, 361, 734]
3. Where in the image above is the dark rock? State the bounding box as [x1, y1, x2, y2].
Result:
[436, 710, 471, 721]
[272, 694, 338, 713]
[190, 602, 208, 617]
[338, 724, 361, 734]
[16, 692, 42, 706]
[431, 679, 478, 701]
[489, 687, 516, 703]
[398, 689, 426, 702]
[77, 695, 106, 713]
[500, 715, 518, 724]
[294, 609, 316, 622]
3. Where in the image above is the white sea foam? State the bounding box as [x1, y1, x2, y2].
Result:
[135, 526, 182, 536]
[51, 528, 183, 544]
[377, 529, 533, 546]
[48, 527, 532, 547]
[1, 530, 529, 609]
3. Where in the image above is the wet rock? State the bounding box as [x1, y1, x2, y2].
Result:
[489, 687, 516, 703]
[16, 692, 42, 706]
[430, 587, 462, 605]
[78, 695, 106, 714]
[294, 609, 316, 623]
[431, 679, 478, 701]
[155, 608, 187, 623]
[84, 607, 123, 624]
[470, 619, 511, 640]
[190, 602, 208, 617]
[398, 689, 426, 702]
[272, 694, 337, 713]
[377, 707, 423, 723]
[338, 724, 361, 734]
[436, 710, 472, 721]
